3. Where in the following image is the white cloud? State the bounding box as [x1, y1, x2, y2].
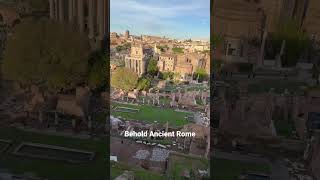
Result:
[110, 0, 209, 39]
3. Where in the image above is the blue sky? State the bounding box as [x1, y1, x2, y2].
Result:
[110, 0, 210, 40]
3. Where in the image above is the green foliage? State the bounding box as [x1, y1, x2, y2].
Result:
[116, 43, 131, 52]
[27, 0, 48, 10]
[212, 34, 224, 47]
[147, 58, 158, 76]
[157, 45, 168, 52]
[88, 51, 107, 90]
[160, 72, 174, 80]
[2, 18, 90, 93]
[172, 47, 184, 54]
[213, 59, 223, 72]
[271, 20, 309, 67]
[137, 76, 151, 90]
[194, 68, 209, 82]
[111, 67, 138, 91]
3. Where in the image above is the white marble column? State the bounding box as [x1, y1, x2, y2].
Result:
[49, 0, 54, 19]
[68, 0, 73, 22]
[77, 0, 84, 32]
[88, 0, 94, 38]
[97, 0, 104, 40]
[58, 0, 64, 22]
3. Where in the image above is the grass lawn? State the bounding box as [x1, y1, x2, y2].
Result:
[273, 119, 295, 138]
[111, 161, 164, 180]
[248, 80, 306, 94]
[167, 153, 209, 179]
[212, 158, 271, 180]
[172, 47, 184, 54]
[111, 102, 191, 127]
[0, 127, 107, 180]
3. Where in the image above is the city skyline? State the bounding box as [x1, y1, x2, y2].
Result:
[110, 0, 210, 40]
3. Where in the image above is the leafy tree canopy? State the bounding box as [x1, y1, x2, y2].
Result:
[211, 34, 224, 48]
[271, 20, 309, 67]
[88, 51, 107, 90]
[160, 72, 174, 80]
[194, 68, 209, 82]
[137, 76, 151, 90]
[2, 18, 90, 93]
[147, 58, 158, 76]
[116, 42, 131, 52]
[172, 47, 184, 54]
[111, 67, 138, 91]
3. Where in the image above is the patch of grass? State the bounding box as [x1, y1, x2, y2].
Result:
[111, 102, 191, 127]
[111, 161, 164, 180]
[274, 119, 295, 138]
[0, 127, 107, 180]
[248, 80, 306, 94]
[167, 153, 209, 180]
[212, 158, 271, 180]
[172, 47, 184, 54]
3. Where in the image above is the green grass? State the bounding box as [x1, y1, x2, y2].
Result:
[111, 102, 191, 127]
[172, 47, 184, 54]
[273, 118, 295, 138]
[111, 161, 164, 180]
[212, 158, 271, 180]
[167, 153, 209, 179]
[248, 80, 306, 94]
[0, 127, 107, 180]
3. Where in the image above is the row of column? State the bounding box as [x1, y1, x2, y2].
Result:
[49, 0, 108, 40]
[125, 58, 146, 76]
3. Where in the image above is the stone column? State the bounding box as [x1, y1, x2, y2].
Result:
[54, 0, 58, 20]
[54, 112, 59, 126]
[205, 135, 210, 158]
[38, 111, 43, 124]
[77, 0, 84, 32]
[49, 0, 54, 19]
[97, 0, 104, 40]
[258, 28, 268, 67]
[58, 0, 64, 22]
[88, 0, 94, 38]
[72, 0, 76, 17]
[72, 119, 77, 130]
[68, 0, 73, 22]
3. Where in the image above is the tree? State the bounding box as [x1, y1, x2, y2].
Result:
[194, 68, 208, 82]
[160, 72, 174, 80]
[116, 42, 131, 52]
[147, 58, 158, 76]
[211, 34, 224, 48]
[111, 67, 138, 91]
[26, 0, 48, 11]
[137, 76, 151, 90]
[271, 20, 309, 67]
[2, 18, 90, 93]
[172, 47, 184, 54]
[88, 51, 107, 90]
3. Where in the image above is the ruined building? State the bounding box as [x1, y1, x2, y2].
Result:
[48, 0, 109, 49]
[213, 0, 320, 65]
[124, 44, 152, 76]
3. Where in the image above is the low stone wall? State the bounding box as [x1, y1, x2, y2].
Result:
[0, 139, 12, 154]
[12, 142, 95, 163]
